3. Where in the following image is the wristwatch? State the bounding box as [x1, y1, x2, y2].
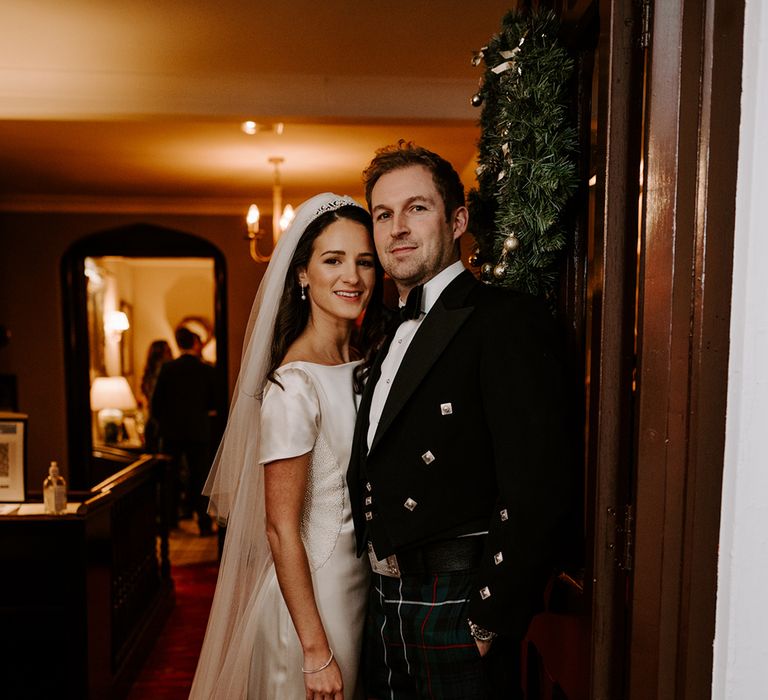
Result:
[467, 619, 497, 642]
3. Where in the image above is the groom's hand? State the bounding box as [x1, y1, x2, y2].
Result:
[475, 638, 493, 657]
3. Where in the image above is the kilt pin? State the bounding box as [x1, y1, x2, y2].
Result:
[347, 270, 572, 699]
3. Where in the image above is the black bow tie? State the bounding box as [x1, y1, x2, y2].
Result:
[399, 285, 424, 322]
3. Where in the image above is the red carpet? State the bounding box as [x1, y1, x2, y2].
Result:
[128, 562, 218, 699]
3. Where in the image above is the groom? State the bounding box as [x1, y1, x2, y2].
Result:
[347, 142, 571, 699]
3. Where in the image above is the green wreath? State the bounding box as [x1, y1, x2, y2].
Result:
[468, 9, 579, 301]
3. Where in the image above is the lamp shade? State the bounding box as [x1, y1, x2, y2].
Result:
[90, 376, 137, 412]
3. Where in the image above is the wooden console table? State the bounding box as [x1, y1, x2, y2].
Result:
[0, 455, 173, 699]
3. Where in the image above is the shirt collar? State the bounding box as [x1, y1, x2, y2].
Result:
[397, 260, 465, 315]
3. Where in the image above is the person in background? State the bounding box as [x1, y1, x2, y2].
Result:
[152, 327, 217, 534]
[140, 339, 173, 452]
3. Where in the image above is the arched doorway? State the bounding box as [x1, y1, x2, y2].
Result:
[61, 224, 227, 489]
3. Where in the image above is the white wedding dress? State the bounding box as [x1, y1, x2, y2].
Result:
[247, 361, 369, 699]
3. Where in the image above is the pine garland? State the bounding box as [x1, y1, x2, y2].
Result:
[468, 10, 578, 300]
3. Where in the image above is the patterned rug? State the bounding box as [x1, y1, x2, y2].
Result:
[127, 561, 218, 699]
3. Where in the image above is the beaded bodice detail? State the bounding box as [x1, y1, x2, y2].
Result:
[300, 431, 346, 570]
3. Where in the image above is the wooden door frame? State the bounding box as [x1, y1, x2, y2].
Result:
[509, 2, 743, 697]
[629, 1, 744, 698]
[584, 1, 646, 697]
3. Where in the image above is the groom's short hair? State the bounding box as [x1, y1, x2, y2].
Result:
[363, 141, 465, 222]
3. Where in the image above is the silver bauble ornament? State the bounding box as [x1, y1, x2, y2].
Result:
[481, 263, 493, 280]
[493, 262, 508, 279]
[503, 235, 520, 253]
[471, 93, 483, 107]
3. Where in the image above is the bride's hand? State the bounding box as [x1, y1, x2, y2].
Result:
[303, 652, 343, 700]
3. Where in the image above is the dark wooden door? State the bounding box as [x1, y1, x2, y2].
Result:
[523, 0, 648, 697]
[627, 1, 743, 698]
[524, 0, 744, 697]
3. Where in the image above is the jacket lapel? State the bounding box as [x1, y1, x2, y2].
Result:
[369, 270, 477, 455]
[348, 330, 394, 488]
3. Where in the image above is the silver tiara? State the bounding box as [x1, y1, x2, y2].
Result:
[313, 195, 362, 218]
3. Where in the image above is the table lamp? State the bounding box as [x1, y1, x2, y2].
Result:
[90, 376, 137, 444]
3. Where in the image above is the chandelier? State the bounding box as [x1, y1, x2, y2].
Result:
[246, 156, 295, 263]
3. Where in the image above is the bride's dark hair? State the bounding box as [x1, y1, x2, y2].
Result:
[266, 205, 387, 390]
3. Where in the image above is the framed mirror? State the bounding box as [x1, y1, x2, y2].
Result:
[62, 224, 228, 490]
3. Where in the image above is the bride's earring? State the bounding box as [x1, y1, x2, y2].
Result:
[300, 283, 307, 301]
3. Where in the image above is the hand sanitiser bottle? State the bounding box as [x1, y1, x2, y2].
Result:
[43, 461, 67, 514]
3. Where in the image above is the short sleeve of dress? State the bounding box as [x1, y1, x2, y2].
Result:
[258, 366, 320, 465]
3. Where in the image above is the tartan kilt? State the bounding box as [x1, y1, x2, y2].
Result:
[363, 570, 521, 700]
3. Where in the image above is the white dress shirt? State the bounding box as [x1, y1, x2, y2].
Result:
[366, 260, 465, 451]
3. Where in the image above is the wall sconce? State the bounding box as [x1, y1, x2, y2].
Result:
[104, 309, 130, 337]
[90, 376, 137, 444]
[246, 156, 296, 263]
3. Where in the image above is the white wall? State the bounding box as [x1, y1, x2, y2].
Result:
[130, 258, 215, 399]
[713, 1, 768, 696]
[90, 256, 215, 403]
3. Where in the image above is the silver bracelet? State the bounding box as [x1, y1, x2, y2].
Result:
[301, 649, 334, 674]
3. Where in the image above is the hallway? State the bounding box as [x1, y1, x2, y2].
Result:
[127, 522, 219, 699]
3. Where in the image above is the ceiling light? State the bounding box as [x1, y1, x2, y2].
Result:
[241, 121, 284, 136]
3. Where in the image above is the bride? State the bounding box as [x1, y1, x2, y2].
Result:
[189, 193, 386, 699]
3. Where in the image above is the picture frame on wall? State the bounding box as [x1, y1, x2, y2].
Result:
[0, 412, 28, 503]
[120, 299, 134, 377]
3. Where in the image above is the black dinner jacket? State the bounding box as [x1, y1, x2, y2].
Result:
[151, 353, 217, 443]
[347, 269, 572, 639]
